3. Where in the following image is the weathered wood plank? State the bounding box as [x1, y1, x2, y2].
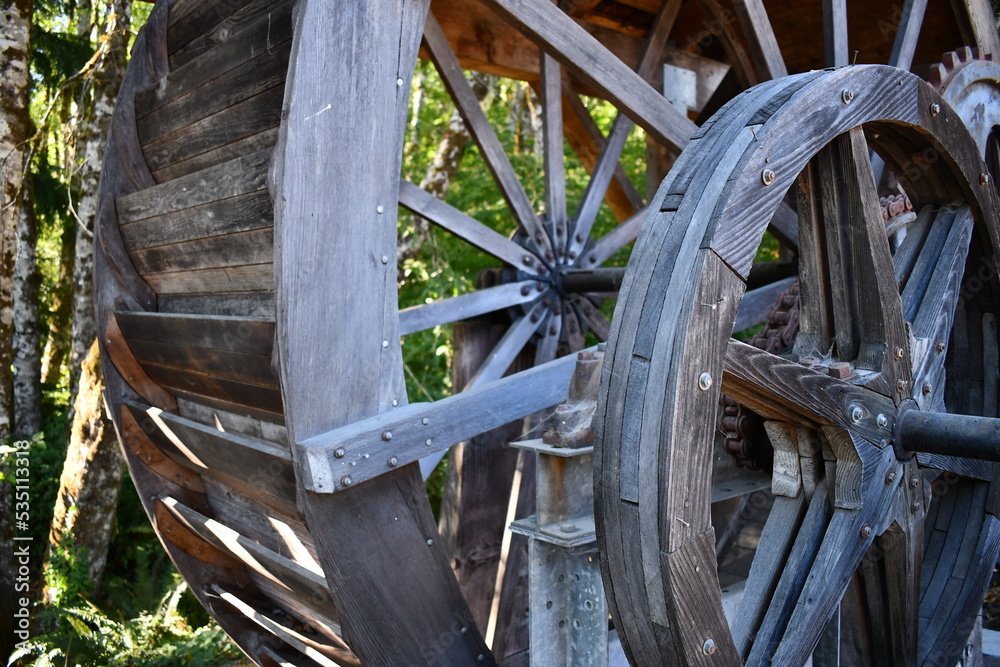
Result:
[125, 338, 276, 389]
[731, 0, 787, 80]
[951, 0, 1000, 57]
[120, 189, 272, 251]
[888, 0, 929, 70]
[142, 84, 284, 173]
[158, 291, 275, 319]
[822, 0, 848, 66]
[129, 228, 273, 276]
[294, 347, 579, 492]
[169, 0, 295, 71]
[144, 263, 273, 295]
[169, 0, 258, 61]
[117, 149, 270, 223]
[399, 281, 540, 336]
[116, 311, 275, 354]
[123, 400, 295, 508]
[480, 0, 696, 151]
[104, 312, 178, 410]
[152, 128, 278, 183]
[541, 51, 566, 243]
[138, 361, 283, 415]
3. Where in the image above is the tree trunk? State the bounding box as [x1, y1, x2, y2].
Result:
[45, 340, 124, 598]
[1, 0, 35, 659]
[67, 0, 130, 412]
[40, 217, 74, 387]
[13, 182, 41, 440]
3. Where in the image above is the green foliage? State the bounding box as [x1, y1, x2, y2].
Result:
[8, 580, 245, 667]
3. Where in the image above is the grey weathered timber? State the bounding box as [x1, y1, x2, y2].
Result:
[398, 179, 542, 273]
[822, 0, 848, 66]
[270, 0, 493, 662]
[295, 348, 580, 492]
[169, 0, 294, 69]
[422, 12, 550, 258]
[399, 280, 540, 336]
[168, 0, 259, 62]
[888, 0, 929, 70]
[952, 0, 1000, 57]
[480, 0, 696, 152]
[596, 66, 1000, 665]
[541, 51, 566, 249]
[579, 206, 647, 269]
[731, 0, 787, 80]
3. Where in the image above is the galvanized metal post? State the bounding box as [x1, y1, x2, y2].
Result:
[509, 350, 608, 666]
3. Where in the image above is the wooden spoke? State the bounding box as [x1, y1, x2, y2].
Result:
[570, 295, 609, 341]
[542, 52, 566, 248]
[731, 0, 787, 80]
[479, 0, 696, 152]
[534, 310, 562, 366]
[793, 128, 909, 396]
[398, 179, 541, 273]
[580, 206, 646, 268]
[568, 1, 677, 257]
[822, 0, 849, 67]
[466, 300, 548, 390]
[398, 280, 542, 336]
[888, 0, 929, 70]
[423, 12, 550, 256]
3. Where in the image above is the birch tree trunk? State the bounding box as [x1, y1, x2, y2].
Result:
[68, 0, 130, 412]
[1, 0, 35, 659]
[13, 183, 41, 440]
[40, 218, 74, 387]
[48, 0, 132, 598]
[45, 341, 124, 598]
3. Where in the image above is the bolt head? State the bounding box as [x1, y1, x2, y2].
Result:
[860, 524, 872, 537]
[560, 523, 578, 533]
[381, 255, 389, 264]
[703, 639, 717, 655]
[382, 339, 389, 348]
[896, 379, 907, 393]
[922, 382, 932, 396]
[341, 476, 353, 487]
[698, 372, 713, 391]
[523, 255, 534, 266]
[909, 476, 919, 489]
[842, 89, 854, 104]
[877, 414, 888, 428]
[382, 431, 393, 441]
[828, 362, 852, 379]
[387, 456, 398, 467]
[885, 470, 897, 484]
[936, 340, 947, 353]
[982, 173, 991, 185]
[851, 406, 864, 422]
[427, 538, 434, 546]
[376, 204, 385, 214]
[334, 448, 346, 459]
[761, 168, 777, 186]
[911, 501, 922, 513]
[425, 438, 433, 447]
[521, 285, 531, 296]
[930, 102, 941, 116]
[893, 346, 905, 360]
[422, 417, 429, 425]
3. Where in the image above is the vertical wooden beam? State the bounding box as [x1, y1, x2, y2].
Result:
[822, 0, 849, 67]
[888, 0, 929, 71]
[731, 0, 787, 80]
[952, 0, 1000, 57]
[272, 0, 491, 662]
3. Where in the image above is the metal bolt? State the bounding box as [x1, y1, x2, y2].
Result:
[341, 476, 353, 487]
[521, 285, 531, 296]
[885, 470, 897, 484]
[531, 311, 541, 323]
[381, 255, 389, 264]
[427, 538, 434, 546]
[911, 501, 922, 513]
[922, 382, 932, 395]
[909, 476, 919, 489]
[828, 362, 852, 379]
[576, 233, 584, 243]
[387, 456, 398, 467]
[877, 414, 888, 429]
[537, 282, 545, 292]
[382, 431, 393, 441]
[523, 255, 534, 266]
[842, 89, 854, 104]
[851, 406, 863, 422]
[897, 379, 907, 393]
[936, 340, 946, 353]
[425, 438, 433, 447]
[422, 417, 429, 425]
[982, 173, 991, 185]
[568, 251, 577, 260]
[461, 627, 468, 634]
[334, 448, 346, 459]
[893, 346, 905, 360]
[376, 204, 385, 214]
[477, 655, 485, 663]
[382, 339, 389, 348]
[860, 524, 872, 537]
[560, 523, 578, 533]
[391, 399, 398, 407]
[396, 77, 404, 86]
[761, 168, 776, 186]
[930, 102, 941, 116]
[703, 639, 717, 655]
[698, 372, 713, 391]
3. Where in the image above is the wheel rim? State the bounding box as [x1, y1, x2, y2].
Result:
[595, 65, 1000, 665]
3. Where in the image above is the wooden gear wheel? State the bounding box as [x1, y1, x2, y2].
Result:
[92, 0, 1000, 665]
[595, 65, 1000, 665]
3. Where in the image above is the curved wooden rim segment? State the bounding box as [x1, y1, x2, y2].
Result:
[595, 65, 1000, 665]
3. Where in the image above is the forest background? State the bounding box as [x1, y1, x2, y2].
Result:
[0, 0, 652, 664]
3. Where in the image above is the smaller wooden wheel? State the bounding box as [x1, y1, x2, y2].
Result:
[595, 65, 1000, 665]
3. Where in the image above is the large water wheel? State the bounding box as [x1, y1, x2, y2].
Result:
[94, 0, 1000, 664]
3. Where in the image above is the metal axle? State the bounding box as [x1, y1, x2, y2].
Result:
[896, 410, 1000, 461]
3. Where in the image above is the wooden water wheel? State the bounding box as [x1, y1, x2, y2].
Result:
[93, 0, 1000, 664]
